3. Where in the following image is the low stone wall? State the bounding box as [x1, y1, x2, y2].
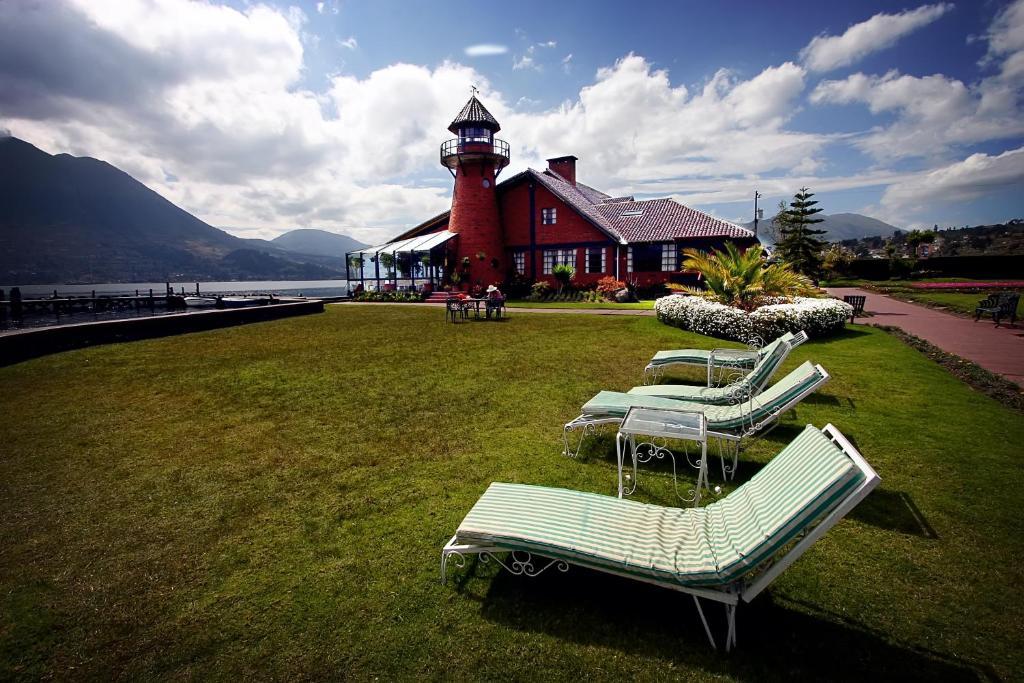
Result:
[0, 300, 325, 366]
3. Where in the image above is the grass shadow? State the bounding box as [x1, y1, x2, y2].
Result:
[801, 393, 844, 407]
[457, 563, 991, 681]
[849, 488, 939, 539]
[816, 327, 874, 341]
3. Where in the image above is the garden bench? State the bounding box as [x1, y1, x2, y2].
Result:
[843, 295, 866, 323]
[974, 292, 1019, 327]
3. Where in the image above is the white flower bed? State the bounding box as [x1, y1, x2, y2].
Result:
[655, 295, 852, 341]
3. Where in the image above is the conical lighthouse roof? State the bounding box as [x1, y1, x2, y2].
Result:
[447, 95, 501, 134]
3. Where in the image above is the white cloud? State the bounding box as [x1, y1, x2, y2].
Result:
[463, 44, 507, 57]
[561, 53, 573, 74]
[881, 147, 1024, 212]
[807, 1, 1024, 162]
[811, 67, 1024, 160]
[983, 0, 1024, 80]
[501, 56, 821, 192]
[0, 0, 492, 243]
[316, 2, 324, 14]
[801, 3, 953, 72]
[1, 7, 830, 240]
[2, 0, 1019, 243]
[512, 54, 537, 71]
[339, 36, 358, 50]
[512, 44, 541, 71]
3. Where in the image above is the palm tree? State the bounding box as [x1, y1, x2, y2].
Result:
[680, 243, 817, 309]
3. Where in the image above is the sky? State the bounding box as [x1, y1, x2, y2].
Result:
[1, 0, 1022, 244]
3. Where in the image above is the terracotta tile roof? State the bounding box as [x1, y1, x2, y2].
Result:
[448, 96, 500, 134]
[575, 182, 611, 204]
[532, 170, 624, 242]
[595, 198, 753, 243]
[390, 166, 752, 246]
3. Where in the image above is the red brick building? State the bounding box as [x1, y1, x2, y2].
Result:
[346, 95, 754, 291]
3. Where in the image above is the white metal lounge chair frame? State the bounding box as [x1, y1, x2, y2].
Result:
[639, 334, 801, 403]
[563, 364, 831, 483]
[642, 330, 808, 386]
[442, 423, 880, 652]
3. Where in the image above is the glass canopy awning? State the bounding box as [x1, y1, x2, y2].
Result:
[346, 230, 458, 290]
[352, 230, 457, 257]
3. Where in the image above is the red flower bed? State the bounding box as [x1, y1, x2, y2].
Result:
[910, 281, 1024, 290]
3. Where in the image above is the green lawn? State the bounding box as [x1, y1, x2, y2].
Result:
[899, 291, 1023, 319]
[506, 298, 656, 310]
[2, 306, 1023, 680]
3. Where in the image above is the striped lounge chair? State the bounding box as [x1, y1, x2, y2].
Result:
[564, 362, 830, 478]
[442, 423, 879, 651]
[628, 331, 795, 404]
[643, 330, 808, 385]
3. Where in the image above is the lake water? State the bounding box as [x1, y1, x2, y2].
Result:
[0, 279, 349, 332]
[3, 279, 350, 299]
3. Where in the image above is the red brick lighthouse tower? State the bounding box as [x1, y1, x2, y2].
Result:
[440, 92, 510, 289]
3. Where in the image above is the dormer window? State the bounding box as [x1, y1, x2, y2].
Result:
[459, 127, 492, 143]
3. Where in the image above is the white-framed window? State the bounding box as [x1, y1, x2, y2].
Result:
[541, 207, 557, 225]
[543, 248, 576, 274]
[513, 251, 526, 275]
[585, 247, 606, 274]
[661, 243, 678, 271]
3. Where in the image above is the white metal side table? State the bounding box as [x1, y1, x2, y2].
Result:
[616, 407, 709, 506]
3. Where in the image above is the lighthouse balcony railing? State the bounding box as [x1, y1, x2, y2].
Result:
[440, 138, 510, 163]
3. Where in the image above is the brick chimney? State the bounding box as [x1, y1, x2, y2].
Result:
[547, 155, 578, 186]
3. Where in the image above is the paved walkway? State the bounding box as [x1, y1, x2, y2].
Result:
[827, 287, 1024, 387]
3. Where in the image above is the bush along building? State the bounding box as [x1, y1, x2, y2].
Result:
[346, 94, 755, 293]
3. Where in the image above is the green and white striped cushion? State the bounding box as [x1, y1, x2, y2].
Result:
[455, 425, 863, 587]
[648, 349, 755, 369]
[648, 332, 793, 369]
[584, 362, 824, 431]
[627, 383, 734, 404]
[630, 339, 791, 404]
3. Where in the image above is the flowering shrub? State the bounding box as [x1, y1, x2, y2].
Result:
[529, 280, 552, 299]
[655, 294, 851, 341]
[353, 290, 424, 303]
[596, 276, 625, 296]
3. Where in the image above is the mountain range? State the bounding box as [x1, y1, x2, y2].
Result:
[269, 229, 367, 258]
[0, 137, 366, 284]
[743, 212, 900, 243]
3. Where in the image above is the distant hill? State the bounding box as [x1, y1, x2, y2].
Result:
[744, 212, 900, 242]
[0, 136, 344, 284]
[271, 229, 366, 258]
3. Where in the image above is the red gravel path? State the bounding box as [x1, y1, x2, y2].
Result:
[827, 287, 1024, 387]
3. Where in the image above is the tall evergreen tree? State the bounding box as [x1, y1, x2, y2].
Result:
[776, 187, 827, 277]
